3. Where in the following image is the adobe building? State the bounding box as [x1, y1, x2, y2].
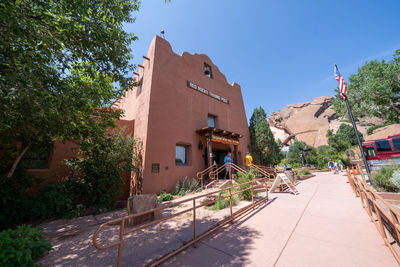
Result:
[115, 35, 250, 194]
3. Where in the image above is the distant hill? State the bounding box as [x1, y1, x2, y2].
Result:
[268, 96, 400, 147]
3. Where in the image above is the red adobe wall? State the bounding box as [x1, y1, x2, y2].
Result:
[117, 36, 251, 194]
[27, 119, 134, 199]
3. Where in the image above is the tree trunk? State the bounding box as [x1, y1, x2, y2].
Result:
[7, 144, 31, 178]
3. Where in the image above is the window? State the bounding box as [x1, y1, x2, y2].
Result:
[375, 140, 392, 152]
[176, 144, 190, 165]
[393, 137, 400, 151]
[207, 114, 216, 127]
[204, 63, 212, 78]
[20, 145, 51, 169]
[365, 147, 376, 157]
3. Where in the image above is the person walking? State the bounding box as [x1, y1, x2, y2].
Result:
[224, 152, 232, 180]
[245, 152, 253, 171]
[328, 159, 334, 172]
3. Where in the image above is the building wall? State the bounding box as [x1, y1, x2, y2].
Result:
[117, 36, 250, 194]
[27, 119, 134, 199]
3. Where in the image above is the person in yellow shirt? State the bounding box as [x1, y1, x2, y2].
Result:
[245, 152, 253, 170]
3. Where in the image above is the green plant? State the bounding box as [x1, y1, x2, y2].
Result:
[32, 180, 87, 220]
[371, 165, 400, 192]
[158, 192, 174, 202]
[389, 170, 400, 191]
[0, 225, 52, 266]
[249, 107, 284, 166]
[212, 191, 239, 210]
[237, 171, 257, 201]
[297, 169, 311, 175]
[172, 177, 200, 195]
[66, 129, 138, 208]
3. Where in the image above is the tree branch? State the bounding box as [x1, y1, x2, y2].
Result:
[7, 144, 31, 178]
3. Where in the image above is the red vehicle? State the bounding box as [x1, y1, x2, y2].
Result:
[362, 133, 400, 170]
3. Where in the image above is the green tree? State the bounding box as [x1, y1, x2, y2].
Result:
[0, 0, 140, 177]
[249, 107, 283, 166]
[327, 123, 364, 152]
[333, 49, 400, 123]
[287, 140, 318, 168]
[66, 129, 139, 208]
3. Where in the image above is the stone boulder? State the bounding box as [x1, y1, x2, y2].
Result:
[127, 194, 162, 226]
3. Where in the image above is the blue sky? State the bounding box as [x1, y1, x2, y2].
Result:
[124, 0, 400, 119]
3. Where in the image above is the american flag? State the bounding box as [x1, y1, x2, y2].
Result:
[334, 64, 347, 99]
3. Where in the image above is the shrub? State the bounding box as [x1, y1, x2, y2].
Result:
[66, 129, 138, 208]
[237, 170, 257, 201]
[371, 165, 400, 192]
[297, 169, 311, 175]
[0, 225, 52, 266]
[158, 192, 174, 202]
[212, 191, 239, 210]
[32, 180, 87, 219]
[172, 177, 200, 195]
[389, 170, 400, 191]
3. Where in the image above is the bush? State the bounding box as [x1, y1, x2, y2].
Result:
[212, 191, 239, 210]
[297, 169, 311, 175]
[0, 170, 86, 229]
[389, 170, 400, 191]
[32, 180, 87, 219]
[371, 165, 400, 192]
[237, 171, 257, 201]
[0, 225, 52, 266]
[158, 192, 174, 202]
[66, 130, 138, 208]
[172, 177, 200, 195]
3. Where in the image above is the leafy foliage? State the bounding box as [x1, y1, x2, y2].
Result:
[172, 177, 200, 196]
[327, 124, 364, 153]
[0, 225, 52, 266]
[66, 129, 138, 208]
[371, 165, 400, 192]
[333, 49, 400, 123]
[158, 192, 174, 202]
[297, 169, 311, 175]
[390, 170, 400, 191]
[249, 107, 283, 166]
[0, 0, 140, 176]
[236, 170, 257, 201]
[212, 191, 239, 210]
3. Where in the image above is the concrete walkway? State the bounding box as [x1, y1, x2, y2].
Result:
[163, 172, 398, 267]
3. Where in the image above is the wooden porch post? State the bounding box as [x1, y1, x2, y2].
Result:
[233, 145, 238, 165]
[207, 136, 213, 167]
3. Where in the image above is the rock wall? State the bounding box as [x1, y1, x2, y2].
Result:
[268, 96, 400, 147]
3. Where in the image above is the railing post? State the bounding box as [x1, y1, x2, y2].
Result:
[193, 199, 196, 248]
[251, 182, 254, 210]
[117, 219, 125, 267]
[201, 175, 203, 191]
[229, 188, 233, 219]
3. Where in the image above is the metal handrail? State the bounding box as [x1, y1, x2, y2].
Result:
[93, 177, 269, 267]
[347, 170, 400, 264]
[196, 164, 217, 190]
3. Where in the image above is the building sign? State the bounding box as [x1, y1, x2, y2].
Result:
[211, 135, 239, 145]
[187, 81, 229, 104]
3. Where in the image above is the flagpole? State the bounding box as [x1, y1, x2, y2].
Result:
[343, 97, 372, 176]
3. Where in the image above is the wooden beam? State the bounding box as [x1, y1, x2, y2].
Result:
[133, 72, 139, 76]
[143, 56, 150, 61]
[138, 64, 144, 68]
